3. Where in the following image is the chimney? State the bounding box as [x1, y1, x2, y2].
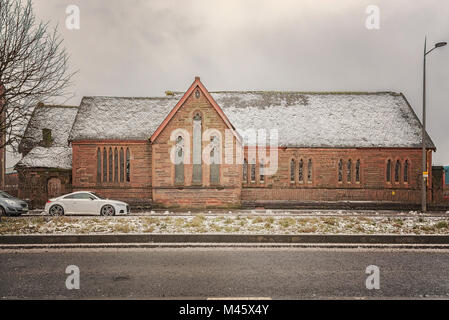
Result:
[42, 128, 52, 147]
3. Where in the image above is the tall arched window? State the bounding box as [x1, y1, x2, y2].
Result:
[103, 148, 107, 182]
[250, 160, 256, 182]
[126, 148, 130, 182]
[120, 148, 124, 182]
[97, 148, 101, 183]
[243, 159, 248, 183]
[210, 136, 219, 184]
[114, 148, 118, 182]
[108, 148, 113, 182]
[355, 160, 361, 183]
[299, 159, 304, 182]
[290, 159, 295, 182]
[175, 136, 184, 185]
[307, 159, 312, 182]
[260, 159, 264, 183]
[347, 159, 352, 183]
[386, 159, 391, 182]
[395, 160, 401, 183]
[338, 159, 343, 182]
[192, 113, 202, 184]
[404, 160, 409, 183]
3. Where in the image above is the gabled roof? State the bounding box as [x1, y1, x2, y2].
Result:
[150, 77, 237, 143]
[67, 80, 435, 149]
[19, 104, 78, 154]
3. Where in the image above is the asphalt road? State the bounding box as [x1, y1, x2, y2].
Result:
[1, 247, 449, 299]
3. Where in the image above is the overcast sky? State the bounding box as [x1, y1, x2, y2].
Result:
[8, 0, 449, 167]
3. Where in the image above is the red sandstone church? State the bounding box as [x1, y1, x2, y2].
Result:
[16, 77, 444, 209]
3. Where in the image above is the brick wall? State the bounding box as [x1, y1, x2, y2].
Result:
[151, 86, 242, 208]
[71, 140, 152, 206]
[5, 172, 18, 197]
[241, 147, 431, 204]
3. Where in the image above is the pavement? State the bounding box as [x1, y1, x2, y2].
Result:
[19, 208, 449, 217]
[1, 247, 449, 299]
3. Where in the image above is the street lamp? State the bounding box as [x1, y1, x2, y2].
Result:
[422, 38, 447, 212]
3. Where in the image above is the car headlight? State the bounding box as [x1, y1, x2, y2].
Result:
[4, 199, 17, 206]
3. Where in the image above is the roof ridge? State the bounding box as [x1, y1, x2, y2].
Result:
[82, 96, 178, 100]
[208, 91, 400, 95]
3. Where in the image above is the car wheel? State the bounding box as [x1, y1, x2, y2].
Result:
[49, 204, 64, 216]
[101, 205, 115, 216]
[0, 206, 6, 217]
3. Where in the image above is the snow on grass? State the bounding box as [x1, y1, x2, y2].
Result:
[1, 215, 449, 235]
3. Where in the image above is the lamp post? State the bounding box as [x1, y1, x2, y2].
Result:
[422, 38, 447, 212]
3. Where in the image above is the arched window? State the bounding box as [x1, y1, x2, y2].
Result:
[251, 160, 256, 182]
[260, 159, 264, 183]
[210, 136, 219, 184]
[108, 148, 113, 182]
[386, 159, 391, 182]
[290, 159, 295, 182]
[103, 148, 107, 182]
[307, 159, 312, 182]
[97, 148, 101, 183]
[404, 160, 409, 183]
[126, 148, 130, 182]
[175, 136, 184, 184]
[243, 159, 248, 183]
[347, 159, 352, 183]
[299, 159, 304, 182]
[120, 148, 124, 182]
[338, 159, 343, 182]
[395, 160, 401, 183]
[355, 160, 361, 183]
[114, 148, 118, 182]
[192, 113, 202, 184]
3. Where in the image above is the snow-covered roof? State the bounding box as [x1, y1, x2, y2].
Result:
[16, 146, 72, 170]
[68, 92, 434, 149]
[68, 96, 178, 141]
[213, 92, 435, 148]
[19, 105, 78, 154]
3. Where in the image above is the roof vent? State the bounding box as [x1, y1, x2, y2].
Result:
[165, 91, 174, 96]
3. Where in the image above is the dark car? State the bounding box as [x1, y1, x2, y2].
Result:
[0, 191, 29, 216]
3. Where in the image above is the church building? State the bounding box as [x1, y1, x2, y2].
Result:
[16, 77, 439, 209]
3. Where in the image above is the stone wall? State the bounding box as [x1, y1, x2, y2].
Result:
[151, 85, 242, 208]
[241, 147, 431, 204]
[71, 140, 152, 206]
[17, 168, 72, 208]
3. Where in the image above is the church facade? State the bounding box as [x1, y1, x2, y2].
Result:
[17, 77, 439, 209]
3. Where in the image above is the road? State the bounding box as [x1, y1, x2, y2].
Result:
[1, 247, 449, 299]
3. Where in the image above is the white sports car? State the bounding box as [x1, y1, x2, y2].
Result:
[44, 191, 130, 216]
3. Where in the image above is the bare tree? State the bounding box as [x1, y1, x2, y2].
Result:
[0, 0, 75, 151]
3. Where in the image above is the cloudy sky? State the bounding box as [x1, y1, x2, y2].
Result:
[9, 0, 449, 166]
